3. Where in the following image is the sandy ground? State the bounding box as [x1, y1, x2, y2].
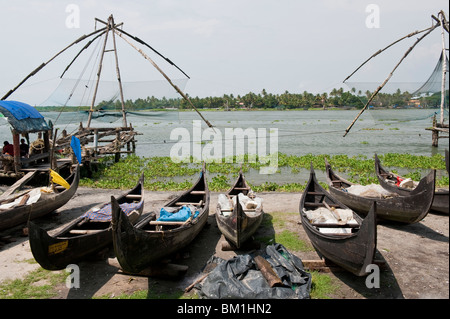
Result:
[0, 187, 448, 299]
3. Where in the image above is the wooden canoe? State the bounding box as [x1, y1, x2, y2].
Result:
[300, 164, 377, 276]
[215, 170, 263, 248]
[0, 165, 80, 231]
[325, 158, 435, 224]
[111, 165, 210, 274]
[28, 173, 144, 270]
[374, 154, 449, 214]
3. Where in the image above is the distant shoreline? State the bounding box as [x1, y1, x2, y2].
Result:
[35, 106, 442, 113]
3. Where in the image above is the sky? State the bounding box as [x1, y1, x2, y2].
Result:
[0, 0, 448, 105]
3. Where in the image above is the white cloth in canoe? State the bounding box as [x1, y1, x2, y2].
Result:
[346, 184, 397, 198]
[218, 192, 263, 217]
[304, 207, 358, 234]
[0, 187, 47, 210]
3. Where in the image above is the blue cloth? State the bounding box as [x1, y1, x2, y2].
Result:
[82, 201, 143, 221]
[157, 206, 199, 222]
[70, 135, 82, 164]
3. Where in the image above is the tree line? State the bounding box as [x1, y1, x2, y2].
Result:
[91, 87, 450, 111]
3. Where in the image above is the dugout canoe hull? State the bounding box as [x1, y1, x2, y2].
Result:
[112, 166, 209, 274]
[325, 158, 435, 224]
[300, 164, 377, 276]
[28, 173, 144, 270]
[0, 165, 80, 231]
[215, 171, 263, 249]
[375, 154, 449, 214]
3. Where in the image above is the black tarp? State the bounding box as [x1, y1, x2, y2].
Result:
[197, 243, 312, 299]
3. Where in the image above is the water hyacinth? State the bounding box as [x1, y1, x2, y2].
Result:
[79, 153, 448, 191]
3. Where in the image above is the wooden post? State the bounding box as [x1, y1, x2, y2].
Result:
[12, 132, 21, 174]
[432, 114, 439, 147]
[93, 129, 99, 157]
[438, 11, 448, 126]
[43, 131, 51, 163]
[114, 131, 120, 162]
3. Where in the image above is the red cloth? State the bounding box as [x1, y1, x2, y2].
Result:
[3, 144, 14, 156]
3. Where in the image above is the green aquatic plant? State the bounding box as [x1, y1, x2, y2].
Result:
[78, 153, 448, 190]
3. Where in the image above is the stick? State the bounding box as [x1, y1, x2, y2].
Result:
[59, 30, 107, 78]
[117, 28, 190, 79]
[343, 25, 436, 83]
[343, 22, 440, 137]
[185, 273, 209, 293]
[322, 201, 344, 223]
[1, 26, 108, 100]
[114, 29, 214, 129]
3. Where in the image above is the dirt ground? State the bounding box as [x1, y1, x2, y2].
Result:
[0, 187, 448, 300]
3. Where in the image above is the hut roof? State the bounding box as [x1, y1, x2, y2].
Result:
[0, 100, 50, 133]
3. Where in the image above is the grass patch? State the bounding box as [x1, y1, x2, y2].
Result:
[258, 212, 314, 252]
[310, 271, 339, 299]
[274, 230, 314, 252]
[0, 268, 66, 299]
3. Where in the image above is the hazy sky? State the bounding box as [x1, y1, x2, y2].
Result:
[0, 0, 448, 105]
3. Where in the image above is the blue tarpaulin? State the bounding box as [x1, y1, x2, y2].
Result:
[157, 206, 199, 222]
[0, 100, 50, 133]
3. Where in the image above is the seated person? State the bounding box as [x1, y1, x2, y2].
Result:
[2, 141, 14, 156]
[20, 138, 29, 157]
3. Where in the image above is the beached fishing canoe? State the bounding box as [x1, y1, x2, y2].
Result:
[374, 154, 449, 214]
[28, 173, 144, 270]
[0, 165, 80, 231]
[300, 164, 377, 276]
[215, 170, 263, 248]
[325, 158, 435, 224]
[111, 165, 209, 274]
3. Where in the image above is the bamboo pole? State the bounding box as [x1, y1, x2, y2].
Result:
[343, 22, 440, 137]
[114, 29, 214, 129]
[59, 30, 107, 79]
[343, 25, 436, 83]
[1, 27, 108, 101]
[438, 11, 448, 126]
[110, 15, 128, 128]
[87, 22, 111, 127]
[117, 28, 190, 79]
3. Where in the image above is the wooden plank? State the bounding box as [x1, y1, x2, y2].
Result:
[0, 171, 37, 200]
[310, 223, 360, 228]
[149, 221, 186, 226]
[305, 202, 340, 208]
[175, 201, 201, 206]
[69, 229, 105, 235]
[190, 191, 206, 195]
[125, 194, 142, 199]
